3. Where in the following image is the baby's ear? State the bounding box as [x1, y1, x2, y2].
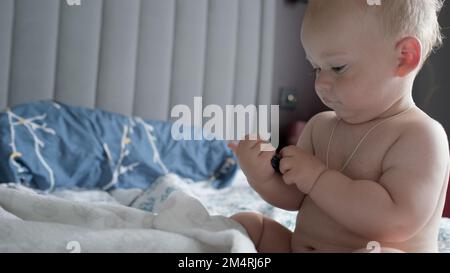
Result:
[395, 37, 422, 77]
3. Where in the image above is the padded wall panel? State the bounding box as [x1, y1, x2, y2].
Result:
[258, 0, 276, 106]
[96, 0, 141, 116]
[54, 0, 103, 109]
[169, 0, 208, 115]
[233, 0, 261, 106]
[133, 0, 175, 120]
[8, 0, 60, 106]
[0, 0, 14, 110]
[3, 0, 276, 122]
[203, 0, 239, 107]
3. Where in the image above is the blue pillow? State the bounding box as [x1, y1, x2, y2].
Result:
[0, 101, 237, 192]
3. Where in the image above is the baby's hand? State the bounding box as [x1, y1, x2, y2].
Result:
[279, 145, 327, 194]
[228, 135, 277, 184]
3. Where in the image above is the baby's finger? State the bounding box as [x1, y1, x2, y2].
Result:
[280, 145, 298, 158]
[254, 141, 274, 155]
[244, 134, 259, 141]
[259, 141, 276, 152]
[236, 134, 260, 149]
[282, 170, 295, 186]
[227, 142, 238, 153]
[245, 137, 267, 150]
[258, 148, 276, 162]
[279, 157, 291, 174]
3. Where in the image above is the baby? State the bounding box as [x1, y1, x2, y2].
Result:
[229, 0, 449, 253]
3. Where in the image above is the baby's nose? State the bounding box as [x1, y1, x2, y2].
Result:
[315, 73, 333, 94]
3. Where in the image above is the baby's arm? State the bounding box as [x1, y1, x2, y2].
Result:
[248, 171, 304, 211]
[254, 119, 317, 210]
[308, 120, 449, 242]
[230, 138, 302, 211]
[230, 119, 316, 211]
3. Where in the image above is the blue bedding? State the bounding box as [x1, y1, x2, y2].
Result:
[0, 101, 237, 192]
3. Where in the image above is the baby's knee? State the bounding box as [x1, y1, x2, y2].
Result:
[231, 212, 265, 244]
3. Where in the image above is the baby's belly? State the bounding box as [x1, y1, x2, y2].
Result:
[292, 197, 439, 253]
[292, 197, 368, 252]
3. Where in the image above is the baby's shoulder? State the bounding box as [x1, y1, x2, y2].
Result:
[384, 110, 449, 168]
[398, 110, 448, 148]
[306, 111, 340, 138]
[308, 111, 337, 129]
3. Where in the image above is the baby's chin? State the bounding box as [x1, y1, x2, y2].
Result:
[334, 110, 373, 125]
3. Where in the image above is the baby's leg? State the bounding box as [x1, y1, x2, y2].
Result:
[231, 212, 292, 253]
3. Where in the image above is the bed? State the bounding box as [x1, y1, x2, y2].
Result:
[1, 167, 450, 253]
[0, 101, 449, 253]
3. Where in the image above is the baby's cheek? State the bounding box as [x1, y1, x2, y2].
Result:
[341, 77, 369, 97]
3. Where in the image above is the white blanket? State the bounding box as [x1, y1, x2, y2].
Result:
[0, 182, 256, 253]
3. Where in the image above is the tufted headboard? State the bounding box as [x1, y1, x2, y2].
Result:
[0, 0, 284, 121]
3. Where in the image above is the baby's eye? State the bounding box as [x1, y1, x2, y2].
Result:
[332, 65, 347, 74]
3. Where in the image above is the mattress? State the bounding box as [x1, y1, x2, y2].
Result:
[20, 170, 450, 253]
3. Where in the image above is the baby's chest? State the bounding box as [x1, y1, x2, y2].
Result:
[314, 130, 398, 181]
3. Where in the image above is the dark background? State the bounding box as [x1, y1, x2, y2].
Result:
[278, 0, 450, 145]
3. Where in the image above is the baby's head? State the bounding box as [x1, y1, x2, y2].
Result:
[301, 0, 445, 123]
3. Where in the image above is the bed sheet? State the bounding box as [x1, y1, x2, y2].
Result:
[189, 170, 450, 253]
[3, 169, 449, 253]
[100, 170, 450, 253]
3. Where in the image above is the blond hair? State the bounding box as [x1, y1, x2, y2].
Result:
[367, 0, 445, 60]
[305, 0, 445, 60]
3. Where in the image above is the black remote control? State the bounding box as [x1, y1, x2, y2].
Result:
[271, 154, 282, 173]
